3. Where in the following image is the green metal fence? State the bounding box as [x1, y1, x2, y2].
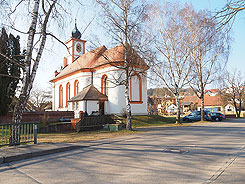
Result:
[0, 123, 37, 147]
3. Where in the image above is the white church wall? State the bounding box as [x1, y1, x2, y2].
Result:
[131, 75, 140, 101]
[109, 85, 126, 115]
[52, 63, 148, 115]
[141, 73, 148, 114]
[92, 68, 126, 115]
[131, 104, 147, 115]
[52, 71, 91, 111]
[131, 73, 148, 115]
[87, 101, 99, 115]
[107, 69, 126, 115]
[95, 67, 148, 115]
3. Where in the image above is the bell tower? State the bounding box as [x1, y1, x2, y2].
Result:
[65, 21, 86, 66]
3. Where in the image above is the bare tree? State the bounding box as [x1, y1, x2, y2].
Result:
[221, 70, 245, 117]
[0, 0, 81, 145]
[29, 86, 52, 111]
[183, 5, 229, 121]
[147, 3, 192, 124]
[215, 0, 245, 30]
[96, 0, 148, 130]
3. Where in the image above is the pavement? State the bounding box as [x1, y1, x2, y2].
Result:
[0, 143, 88, 164]
[0, 118, 245, 184]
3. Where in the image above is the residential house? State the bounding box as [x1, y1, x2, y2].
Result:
[204, 89, 219, 96]
[183, 94, 223, 112]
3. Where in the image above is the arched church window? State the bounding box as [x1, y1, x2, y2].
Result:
[59, 85, 63, 108]
[130, 73, 142, 103]
[101, 74, 108, 95]
[74, 80, 79, 96]
[66, 82, 70, 107]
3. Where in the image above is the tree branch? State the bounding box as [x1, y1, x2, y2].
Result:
[0, 52, 25, 69]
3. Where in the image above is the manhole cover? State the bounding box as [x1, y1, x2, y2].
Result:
[163, 148, 189, 154]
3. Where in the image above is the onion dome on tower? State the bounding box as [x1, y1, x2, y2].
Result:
[72, 21, 81, 39]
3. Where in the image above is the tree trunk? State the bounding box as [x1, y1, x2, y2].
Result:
[10, 0, 40, 145]
[222, 103, 226, 119]
[232, 97, 239, 118]
[200, 93, 205, 121]
[175, 93, 181, 124]
[125, 71, 132, 130]
[123, 6, 132, 131]
[10, 0, 55, 145]
[237, 101, 242, 118]
[234, 99, 242, 118]
[200, 79, 205, 121]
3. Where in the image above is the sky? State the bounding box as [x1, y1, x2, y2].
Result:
[181, 0, 245, 75]
[3, 0, 244, 90]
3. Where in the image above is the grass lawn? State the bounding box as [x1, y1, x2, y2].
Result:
[37, 115, 210, 144]
[38, 130, 140, 143]
[132, 115, 177, 127]
[131, 115, 210, 127]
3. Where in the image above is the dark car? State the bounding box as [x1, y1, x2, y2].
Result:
[210, 112, 225, 121]
[59, 117, 71, 122]
[182, 110, 211, 122]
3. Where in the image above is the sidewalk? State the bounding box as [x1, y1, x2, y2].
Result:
[0, 143, 88, 164]
[0, 132, 146, 165]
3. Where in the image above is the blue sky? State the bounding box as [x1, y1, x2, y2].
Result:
[181, 0, 245, 74]
[31, 0, 244, 89]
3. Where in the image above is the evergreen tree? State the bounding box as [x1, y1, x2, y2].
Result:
[0, 27, 22, 115]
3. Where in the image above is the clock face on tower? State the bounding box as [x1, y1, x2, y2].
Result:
[76, 43, 82, 53]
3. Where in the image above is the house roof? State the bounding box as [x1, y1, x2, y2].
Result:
[202, 95, 222, 106]
[183, 94, 222, 106]
[182, 95, 199, 104]
[50, 44, 149, 82]
[68, 85, 108, 102]
[204, 89, 219, 94]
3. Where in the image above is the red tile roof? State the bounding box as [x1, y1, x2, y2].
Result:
[50, 44, 148, 82]
[182, 95, 199, 104]
[183, 94, 222, 106]
[204, 89, 219, 94]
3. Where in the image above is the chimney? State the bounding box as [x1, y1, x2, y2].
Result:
[55, 70, 59, 77]
[64, 57, 67, 67]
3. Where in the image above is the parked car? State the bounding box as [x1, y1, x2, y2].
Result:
[182, 111, 211, 122]
[209, 112, 225, 121]
[59, 117, 71, 122]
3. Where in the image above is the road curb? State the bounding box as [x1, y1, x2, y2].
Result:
[0, 145, 87, 164]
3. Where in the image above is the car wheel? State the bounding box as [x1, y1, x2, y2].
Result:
[215, 117, 219, 121]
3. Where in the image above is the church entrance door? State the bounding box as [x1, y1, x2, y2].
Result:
[99, 101, 105, 115]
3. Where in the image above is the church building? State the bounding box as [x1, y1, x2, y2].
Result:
[50, 24, 149, 116]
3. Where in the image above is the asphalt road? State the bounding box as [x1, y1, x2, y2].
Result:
[1, 118, 245, 184]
